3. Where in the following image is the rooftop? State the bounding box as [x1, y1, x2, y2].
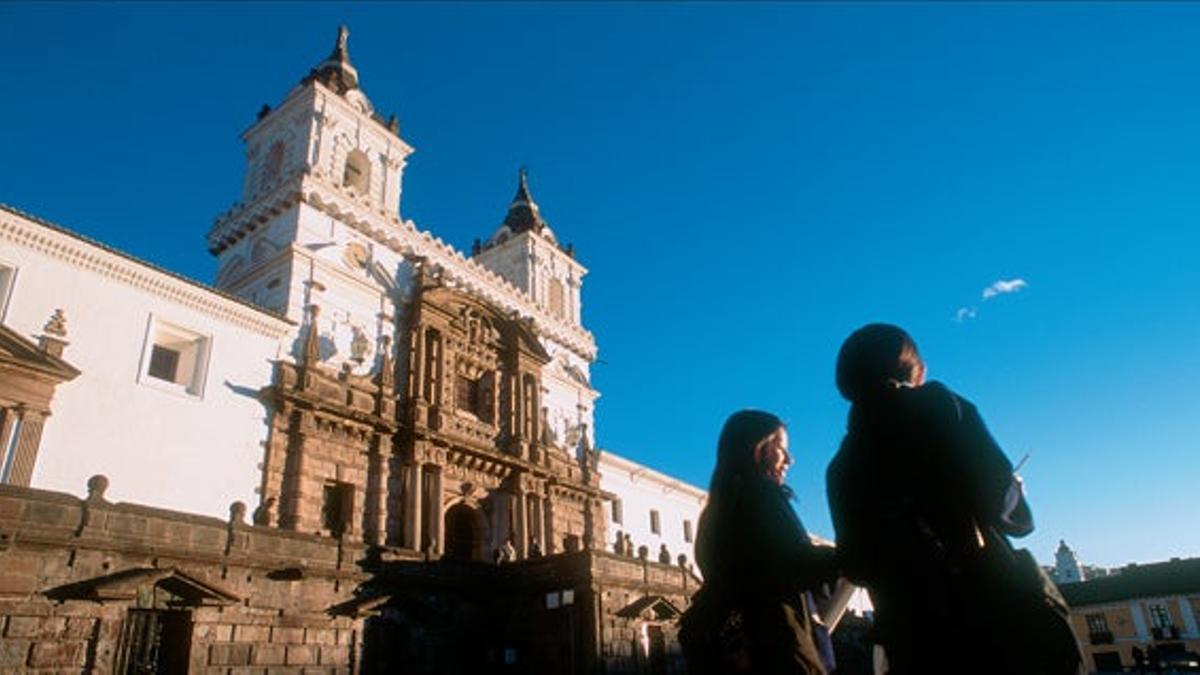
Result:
[1060, 557, 1200, 607]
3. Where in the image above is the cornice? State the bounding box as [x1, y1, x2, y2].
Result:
[0, 205, 294, 339]
[208, 176, 306, 254]
[598, 450, 707, 501]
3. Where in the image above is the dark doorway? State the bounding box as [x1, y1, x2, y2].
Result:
[444, 502, 485, 561]
[114, 609, 192, 674]
[647, 624, 668, 675]
[1092, 650, 1123, 673]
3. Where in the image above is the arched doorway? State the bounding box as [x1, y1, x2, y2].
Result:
[444, 502, 488, 561]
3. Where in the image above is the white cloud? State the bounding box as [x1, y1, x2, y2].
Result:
[954, 306, 977, 323]
[982, 278, 1028, 300]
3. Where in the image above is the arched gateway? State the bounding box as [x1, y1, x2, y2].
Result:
[444, 502, 489, 562]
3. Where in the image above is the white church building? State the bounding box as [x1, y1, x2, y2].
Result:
[0, 26, 704, 568]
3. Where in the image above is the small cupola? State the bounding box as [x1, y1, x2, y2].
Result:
[484, 168, 558, 249]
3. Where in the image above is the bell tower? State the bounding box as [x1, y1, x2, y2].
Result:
[207, 25, 414, 328]
[472, 169, 587, 328]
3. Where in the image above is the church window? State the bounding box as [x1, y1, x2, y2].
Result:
[548, 279, 565, 319]
[343, 149, 371, 194]
[456, 375, 481, 415]
[260, 141, 284, 191]
[215, 256, 245, 289]
[0, 262, 16, 321]
[251, 238, 277, 265]
[649, 509, 661, 535]
[321, 481, 354, 536]
[422, 330, 442, 404]
[139, 317, 211, 398]
[611, 499, 623, 525]
[683, 519, 693, 543]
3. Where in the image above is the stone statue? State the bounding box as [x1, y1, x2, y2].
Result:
[253, 496, 276, 526]
[658, 543, 671, 565]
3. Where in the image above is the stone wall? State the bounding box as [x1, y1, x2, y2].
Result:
[0, 480, 366, 674]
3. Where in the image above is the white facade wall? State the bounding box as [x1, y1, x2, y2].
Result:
[599, 451, 706, 572]
[0, 208, 292, 517]
[283, 203, 415, 375]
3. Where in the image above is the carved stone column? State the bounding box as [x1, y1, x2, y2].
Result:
[543, 494, 555, 554]
[428, 465, 444, 555]
[6, 411, 46, 487]
[414, 327, 427, 400]
[512, 487, 528, 558]
[403, 462, 424, 550]
[583, 497, 597, 550]
[278, 412, 313, 531]
[0, 409, 18, 483]
[366, 435, 389, 546]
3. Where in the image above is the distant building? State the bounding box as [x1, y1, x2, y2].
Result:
[1060, 557, 1200, 674]
[1055, 539, 1085, 585]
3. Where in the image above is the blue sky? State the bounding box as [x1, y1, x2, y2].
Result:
[1, 3, 1197, 568]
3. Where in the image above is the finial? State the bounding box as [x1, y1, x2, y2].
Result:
[229, 501, 247, 526]
[39, 309, 69, 357]
[302, 304, 322, 366]
[333, 25, 350, 60]
[43, 309, 67, 337]
[512, 166, 535, 206]
[257, 103, 272, 121]
[86, 474, 110, 503]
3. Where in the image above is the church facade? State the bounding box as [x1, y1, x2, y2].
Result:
[0, 27, 704, 673]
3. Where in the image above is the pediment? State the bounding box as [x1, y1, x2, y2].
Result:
[615, 595, 682, 621]
[0, 324, 80, 381]
[419, 287, 550, 363]
[44, 567, 240, 606]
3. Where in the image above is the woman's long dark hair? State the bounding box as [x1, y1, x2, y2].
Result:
[696, 410, 785, 576]
[707, 410, 785, 497]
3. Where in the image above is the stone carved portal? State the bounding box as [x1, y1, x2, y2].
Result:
[259, 268, 607, 559]
[398, 277, 607, 560]
[444, 502, 489, 561]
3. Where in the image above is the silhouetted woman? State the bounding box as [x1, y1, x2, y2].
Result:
[685, 410, 839, 675]
[826, 323, 1081, 674]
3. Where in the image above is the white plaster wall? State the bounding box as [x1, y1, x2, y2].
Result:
[598, 451, 706, 571]
[473, 240, 529, 297]
[0, 216, 290, 518]
[284, 203, 414, 375]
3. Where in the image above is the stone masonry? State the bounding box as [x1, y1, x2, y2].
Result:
[0, 479, 366, 674]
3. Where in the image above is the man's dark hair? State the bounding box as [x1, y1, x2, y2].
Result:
[835, 323, 923, 402]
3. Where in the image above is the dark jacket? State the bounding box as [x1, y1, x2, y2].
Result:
[827, 381, 1074, 674]
[691, 474, 838, 675]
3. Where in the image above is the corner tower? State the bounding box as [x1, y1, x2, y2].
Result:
[207, 25, 414, 342]
[473, 169, 586, 328]
[473, 170, 598, 462]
